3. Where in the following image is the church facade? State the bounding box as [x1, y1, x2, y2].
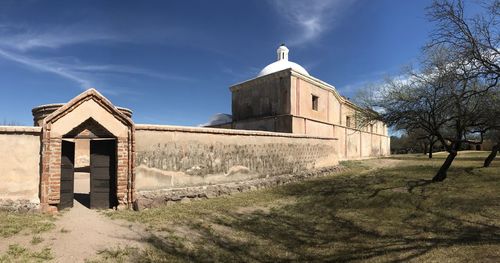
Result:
[214, 45, 390, 160]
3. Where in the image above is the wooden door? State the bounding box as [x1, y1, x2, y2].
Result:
[58, 140, 75, 210]
[90, 140, 117, 209]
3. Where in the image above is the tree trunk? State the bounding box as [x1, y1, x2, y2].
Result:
[484, 143, 499, 167]
[429, 141, 435, 159]
[423, 142, 428, 156]
[432, 151, 457, 182]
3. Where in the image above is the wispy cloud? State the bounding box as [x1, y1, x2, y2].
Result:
[269, 0, 358, 46]
[337, 70, 392, 98]
[0, 23, 195, 93]
[0, 48, 194, 93]
[0, 48, 92, 88]
[0, 24, 122, 52]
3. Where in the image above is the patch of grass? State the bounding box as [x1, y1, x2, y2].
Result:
[60, 227, 70, 233]
[85, 246, 153, 263]
[0, 244, 53, 262]
[30, 236, 44, 245]
[0, 212, 55, 238]
[104, 151, 500, 262]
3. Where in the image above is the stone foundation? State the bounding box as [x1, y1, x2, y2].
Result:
[134, 165, 345, 210]
[0, 199, 40, 213]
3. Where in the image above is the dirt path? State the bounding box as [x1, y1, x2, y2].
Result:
[1, 201, 149, 262]
[1, 173, 150, 262]
[48, 201, 149, 262]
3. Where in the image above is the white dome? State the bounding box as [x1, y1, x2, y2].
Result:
[257, 60, 310, 77]
[257, 44, 309, 77]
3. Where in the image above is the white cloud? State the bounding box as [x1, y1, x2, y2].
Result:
[270, 0, 357, 46]
[0, 48, 92, 88]
[0, 24, 122, 52]
[0, 23, 194, 92]
[0, 48, 193, 92]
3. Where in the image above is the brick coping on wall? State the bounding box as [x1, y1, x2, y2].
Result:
[135, 124, 338, 140]
[134, 165, 346, 210]
[0, 126, 42, 134]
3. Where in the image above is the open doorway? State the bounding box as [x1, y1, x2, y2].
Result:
[58, 119, 119, 210]
[74, 138, 91, 208]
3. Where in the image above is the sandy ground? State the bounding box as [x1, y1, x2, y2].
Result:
[0, 172, 150, 262]
[1, 161, 409, 261]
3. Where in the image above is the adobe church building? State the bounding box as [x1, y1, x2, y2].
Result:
[0, 45, 389, 213]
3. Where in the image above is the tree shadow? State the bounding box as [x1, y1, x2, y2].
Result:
[132, 156, 500, 262]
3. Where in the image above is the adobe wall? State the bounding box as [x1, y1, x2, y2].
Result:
[335, 125, 390, 160]
[0, 126, 41, 211]
[232, 115, 292, 133]
[134, 124, 338, 191]
[230, 70, 291, 122]
[291, 76, 333, 123]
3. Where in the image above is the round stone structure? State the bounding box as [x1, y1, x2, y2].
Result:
[32, 103, 133, 126]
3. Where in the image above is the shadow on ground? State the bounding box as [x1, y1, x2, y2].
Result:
[108, 154, 500, 262]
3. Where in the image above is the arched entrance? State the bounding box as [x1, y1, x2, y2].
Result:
[39, 89, 135, 213]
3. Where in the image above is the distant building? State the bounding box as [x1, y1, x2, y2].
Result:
[209, 44, 390, 159]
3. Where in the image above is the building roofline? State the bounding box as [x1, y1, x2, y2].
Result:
[229, 68, 371, 114]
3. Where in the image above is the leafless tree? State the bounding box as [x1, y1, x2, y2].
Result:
[427, 0, 499, 90]
[0, 119, 21, 126]
[474, 91, 500, 167]
[427, 0, 500, 166]
[360, 46, 495, 182]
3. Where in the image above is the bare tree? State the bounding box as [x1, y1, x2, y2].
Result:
[475, 91, 500, 167]
[362, 46, 495, 182]
[0, 119, 21, 126]
[427, 0, 499, 90]
[427, 0, 500, 167]
[483, 131, 500, 167]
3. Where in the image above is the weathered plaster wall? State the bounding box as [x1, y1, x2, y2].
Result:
[134, 125, 338, 191]
[75, 139, 90, 168]
[290, 76, 331, 123]
[233, 115, 292, 133]
[332, 126, 390, 160]
[231, 70, 291, 121]
[0, 126, 41, 204]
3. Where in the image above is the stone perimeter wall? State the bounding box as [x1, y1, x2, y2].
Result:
[136, 166, 345, 210]
[134, 124, 339, 193]
[0, 126, 42, 211]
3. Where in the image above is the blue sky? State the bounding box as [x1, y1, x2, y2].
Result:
[0, 0, 439, 126]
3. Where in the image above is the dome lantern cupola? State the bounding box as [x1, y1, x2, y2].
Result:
[277, 44, 289, 61]
[257, 44, 310, 77]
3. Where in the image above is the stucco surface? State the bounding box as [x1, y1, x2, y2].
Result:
[134, 126, 338, 191]
[231, 71, 291, 121]
[0, 131, 40, 202]
[50, 99, 128, 137]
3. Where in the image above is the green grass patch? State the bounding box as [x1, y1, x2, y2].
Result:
[0, 212, 55, 238]
[0, 244, 53, 262]
[30, 236, 43, 245]
[104, 151, 500, 262]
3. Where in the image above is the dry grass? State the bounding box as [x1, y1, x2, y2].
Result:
[103, 151, 500, 262]
[0, 211, 54, 238]
[0, 244, 53, 262]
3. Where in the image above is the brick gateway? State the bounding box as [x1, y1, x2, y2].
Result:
[37, 89, 135, 213]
